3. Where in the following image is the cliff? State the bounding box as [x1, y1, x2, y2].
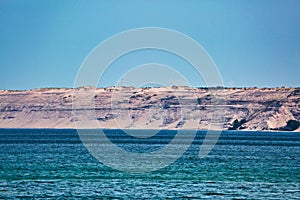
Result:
[0, 87, 299, 131]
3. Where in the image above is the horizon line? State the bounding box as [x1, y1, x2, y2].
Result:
[1, 85, 299, 92]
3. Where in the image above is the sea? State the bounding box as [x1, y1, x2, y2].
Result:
[0, 129, 299, 199]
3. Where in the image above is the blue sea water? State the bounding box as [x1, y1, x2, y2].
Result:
[0, 129, 299, 199]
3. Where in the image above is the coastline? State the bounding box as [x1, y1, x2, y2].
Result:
[0, 127, 299, 133]
[0, 86, 299, 132]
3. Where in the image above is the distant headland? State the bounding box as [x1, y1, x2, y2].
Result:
[0, 86, 299, 131]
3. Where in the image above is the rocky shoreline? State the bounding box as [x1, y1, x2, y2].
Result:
[0, 86, 299, 131]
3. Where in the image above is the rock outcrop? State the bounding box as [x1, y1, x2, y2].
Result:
[0, 87, 299, 131]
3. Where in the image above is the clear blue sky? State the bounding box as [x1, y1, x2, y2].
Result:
[0, 0, 299, 90]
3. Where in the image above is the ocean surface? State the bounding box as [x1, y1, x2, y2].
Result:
[0, 129, 299, 199]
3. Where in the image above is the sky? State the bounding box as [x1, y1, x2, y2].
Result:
[0, 0, 299, 90]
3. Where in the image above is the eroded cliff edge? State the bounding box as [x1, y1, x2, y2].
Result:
[0, 87, 299, 131]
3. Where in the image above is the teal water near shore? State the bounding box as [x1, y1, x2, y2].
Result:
[0, 129, 299, 199]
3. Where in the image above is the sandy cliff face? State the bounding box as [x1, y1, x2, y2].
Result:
[0, 87, 299, 131]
